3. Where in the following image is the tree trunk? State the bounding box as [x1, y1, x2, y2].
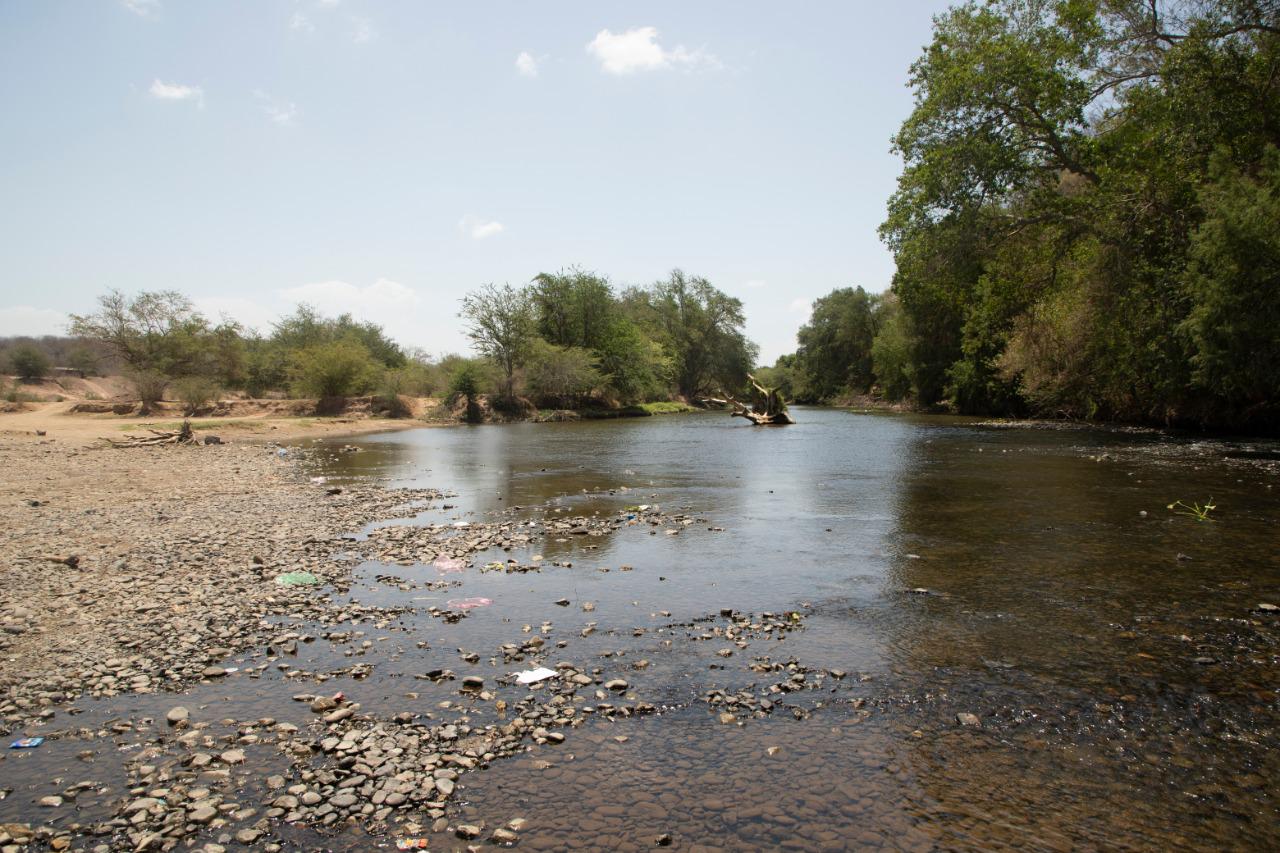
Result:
[705, 374, 795, 425]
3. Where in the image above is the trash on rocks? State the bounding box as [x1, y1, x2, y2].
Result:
[275, 571, 320, 587]
[10, 737, 44, 749]
[515, 667, 557, 685]
[446, 596, 493, 611]
[310, 476, 327, 484]
[395, 839, 431, 850]
[275, 448, 288, 457]
[433, 557, 466, 573]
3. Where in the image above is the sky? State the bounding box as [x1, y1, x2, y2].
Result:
[0, 0, 953, 363]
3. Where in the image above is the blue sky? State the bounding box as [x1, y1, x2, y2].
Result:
[0, 0, 952, 362]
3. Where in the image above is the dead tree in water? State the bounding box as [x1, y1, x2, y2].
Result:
[705, 374, 795, 425]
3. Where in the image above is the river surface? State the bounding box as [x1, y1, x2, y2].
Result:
[5, 407, 1279, 851]
[299, 407, 1280, 851]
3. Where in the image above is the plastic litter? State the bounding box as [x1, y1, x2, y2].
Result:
[396, 840, 430, 850]
[446, 597, 492, 611]
[10, 737, 44, 749]
[433, 557, 466, 573]
[310, 476, 327, 484]
[515, 667, 557, 685]
[275, 571, 320, 587]
[275, 448, 288, 457]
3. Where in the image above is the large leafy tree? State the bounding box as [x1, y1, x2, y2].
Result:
[624, 270, 757, 400]
[795, 287, 881, 399]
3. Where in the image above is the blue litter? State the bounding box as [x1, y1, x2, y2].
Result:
[10, 737, 44, 749]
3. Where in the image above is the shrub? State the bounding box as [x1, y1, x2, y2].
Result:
[525, 340, 603, 408]
[173, 376, 221, 416]
[447, 362, 483, 423]
[290, 341, 378, 399]
[9, 344, 50, 380]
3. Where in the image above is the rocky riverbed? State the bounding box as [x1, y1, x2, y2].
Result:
[2, 416, 1279, 851]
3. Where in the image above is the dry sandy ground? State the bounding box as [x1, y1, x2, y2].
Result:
[0, 400, 431, 445]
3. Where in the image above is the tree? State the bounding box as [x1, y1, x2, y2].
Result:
[447, 361, 484, 423]
[794, 287, 881, 399]
[1183, 146, 1280, 422]
[595, 317, 672, 404]
[525, 340, 604, 408]
[530, 268, 616, 350]
[460, 283, 535, 400]
[625, 270, 757, 400]
[9, 344, 50, 380]
[290, 340, 378, 399]
[69, 290, 213, 377]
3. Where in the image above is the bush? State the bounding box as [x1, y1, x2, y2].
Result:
[447, 362, 484, 423]
[525, 340, 603, 408]
[128, 369, 168, 412]
[9, 344, 50, 380]
[68, 346, 98, 378]
[290, 340, 378, 399]
[172, 376, 221, 416]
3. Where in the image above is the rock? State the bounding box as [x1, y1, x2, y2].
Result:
[188, 805, 217, 824]
[202, 666, 227, 678]
[455, 824, 482, 839]
[956, 713, 981, 727]
[1256, 602, 1279, 613]
[435, 778, 455, 797]
[461, 676, 484, 691]
[492, 828, 519, 844]
[310, 697, 337, 713]
[604, 679, 628, 691]
[165, 706, 189, 725]
[330, 793, 358, 808]
[39, 795, 63, 807]
[718, 713, 737, 725]
[235, 830, 261, 844]
[554, 599, 570, 607]
[219, 749, 245, 764]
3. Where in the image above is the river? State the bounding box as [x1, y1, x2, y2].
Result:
[299, 407, 1279, 850]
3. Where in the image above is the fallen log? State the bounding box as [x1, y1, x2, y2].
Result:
[102, 419, 197, 447]
[705, 374, 795, 425]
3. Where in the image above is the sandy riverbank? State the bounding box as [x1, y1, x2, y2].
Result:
[0, 400, 436, 445]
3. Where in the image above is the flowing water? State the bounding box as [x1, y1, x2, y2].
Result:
[5, 408, 1279, 851]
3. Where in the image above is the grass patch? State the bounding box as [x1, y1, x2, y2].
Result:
[637, 401, 695, 415]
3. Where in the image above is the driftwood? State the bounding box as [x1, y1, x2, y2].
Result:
[103, 420, 197, 448]
[705, 374, 795, 425]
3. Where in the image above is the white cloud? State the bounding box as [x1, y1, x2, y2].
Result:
[745, 279, 767, 289]
[515, 51, 539, 78]
[586, 26, 721, 75]
[289, 11, 313, 32]
[0, 306, 67, 337]
[254, 91, 299, 126]
[458, 214, 505, 240]
[149, 79, 204, 107]
[317, 0, 341, 6]
[788, 298, 811, 314]
[351, 16, 375, 44]
[121, 0, 160, 18]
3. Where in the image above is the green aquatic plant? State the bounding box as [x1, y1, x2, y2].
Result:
[1167, 498, 1216, 522]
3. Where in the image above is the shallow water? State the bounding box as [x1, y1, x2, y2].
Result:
[4, 408, 1278, 851]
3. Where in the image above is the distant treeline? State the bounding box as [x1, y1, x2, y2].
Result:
[770, 0, 1280, 432]
[8, 268, 757, 415]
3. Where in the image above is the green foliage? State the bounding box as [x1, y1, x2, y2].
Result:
[70, 290, 215, 379]
[525, 340, 604, 408]
[172, 376, 220, 416]
[9, 343, 50, 380]
[870, 294, 915, 401]
[795, 287, 880, 399]
[594, 318, 672, 404]
[290, 340, 378, 399]
[1182, 147, 1280, 419]
[624, 270, 756, 400]
[460, 283, 536, 399]
[271, 305, 406, 369]
[868, 0, 1280, 430]
[753, 355, 797, 403]
[530, 268, 615, 350]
